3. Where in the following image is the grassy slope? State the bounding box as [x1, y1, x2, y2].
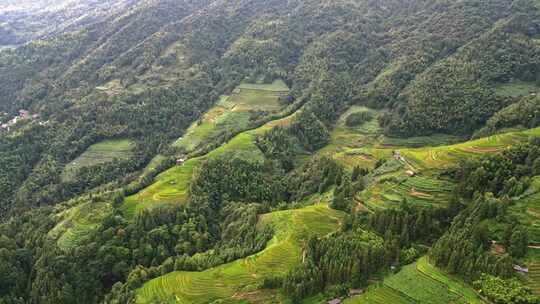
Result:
[237, 79, 289, 92]
[122, 111, 294, 217]
[527, 248, 540, 295]
[173, 81, 289, 153]
[398, 128, 540, 170]
[62, 139, 135, 181]
[494, 81, 540, 97]
[48, 201, 113, 250]
[508, 177, 540, 244]
[346, 257, 484, 304]
[356, 128, 540, 211]
[123, 82, 291, 217]
[136, 203, 345, 304]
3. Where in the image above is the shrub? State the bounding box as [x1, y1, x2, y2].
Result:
[345, 111, 373, 127]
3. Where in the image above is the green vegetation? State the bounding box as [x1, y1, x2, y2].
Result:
[62, 139, 135, 181]
[48, 201, 113, 250]
[476, 94, 540, 137]
[237, 79, 290, 91]
[398, 127, 540, 170]
[509, 177, 540, 244]
[358, 173, 455, 210]
[173, 82, 289, 153]
[494, 81, 540, 97]
[528, 248, 540, 295]
[136, 204, 344, 304]
[348, 257, 484, 304]
[2, 0, 540, 303]
[474, 274, 538, 303]
[123, 114, 292, 217]
[344, 285, 414, 304]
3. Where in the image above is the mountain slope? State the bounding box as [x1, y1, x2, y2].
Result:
[0, 1, 540, 304]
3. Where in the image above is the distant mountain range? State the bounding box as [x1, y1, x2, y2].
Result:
[0, 0, 136, 46]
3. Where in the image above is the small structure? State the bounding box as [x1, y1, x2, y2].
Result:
[393, 150, 406, 162]
[405, 170, 416, 177]
[328, 299, 341, 304]
[176, 158, 186, 166]
[19, 109, 29, 117]
[278, 95, 295, 104]
[349, 289, 364, 296]
[514, 265, 529, 274]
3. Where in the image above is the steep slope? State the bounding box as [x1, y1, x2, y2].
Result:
[1, 1, 540, 304]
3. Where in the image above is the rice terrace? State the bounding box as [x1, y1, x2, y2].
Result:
[2, 1, 540, 304]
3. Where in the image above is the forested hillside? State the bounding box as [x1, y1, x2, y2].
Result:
[0, 0, 539, 303]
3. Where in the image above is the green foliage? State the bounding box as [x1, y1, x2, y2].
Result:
[476, 95, 540, 137]
[345, 111, 374, 127]
[61, 139, 135, 181]
[4, 1, 540, 303]
[454, 140, 540, 198]
[474, 274, 539, 304]
[429, 194, 516, 279]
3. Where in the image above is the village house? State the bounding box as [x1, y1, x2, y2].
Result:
[327, 299, 341, 304]
[349, 289, 364, 297]
[514, 265, 529, 274]
[393, 150, 406, 162]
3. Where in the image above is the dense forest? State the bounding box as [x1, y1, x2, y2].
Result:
[1, 0, 540, 303]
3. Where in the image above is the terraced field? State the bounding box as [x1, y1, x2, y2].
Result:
[529, 262, 540, 295]
[526, 248, 540, 295]
[347, 257, 484, 304]
[344, 285, 415, 304]
[320, 106, 381, 154]
[237, 79, 289, 91]
[509, 188, 540, 244]
[122, 114, 295, 217]
[123, 82, 294, 217]
[62, 139, 135, 181]
[399, 128, 540, 170]
[136, 204, 345, 304]
[48, 201, 113, 250]
[174, 80, 289, 153]
[358, 173, 455, 210]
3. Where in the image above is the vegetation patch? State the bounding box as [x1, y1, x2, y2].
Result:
[398, 127, 540, 170]
[174, 81, 289, 154]
[62, 139, 135, 181]
[494, 81, 540, 98]
[135, 204, 344, 304]
[237, 79, 289, 92]
[122, 114, 293, 217]
[527, 248, 540, 295]
[349, 257, 484, 304]
[48, 201, 113, 250]
[509, 177, 540, 244]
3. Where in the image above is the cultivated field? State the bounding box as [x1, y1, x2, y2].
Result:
[122, 113, 295, 217]
[123, 81, 292, 217]
[509, 182, 540, 244]
[527, 248, 540, 295]
[173, 81, 289, 154]
[346, 257, 484, 304]
[136, 203, 344, 304]
[398, 128, 540, 170]
[358, 172, 455, 210]
[48, 201, 113, 250]
[62, 139, 135, 181]
[237, 79, 289, 92]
